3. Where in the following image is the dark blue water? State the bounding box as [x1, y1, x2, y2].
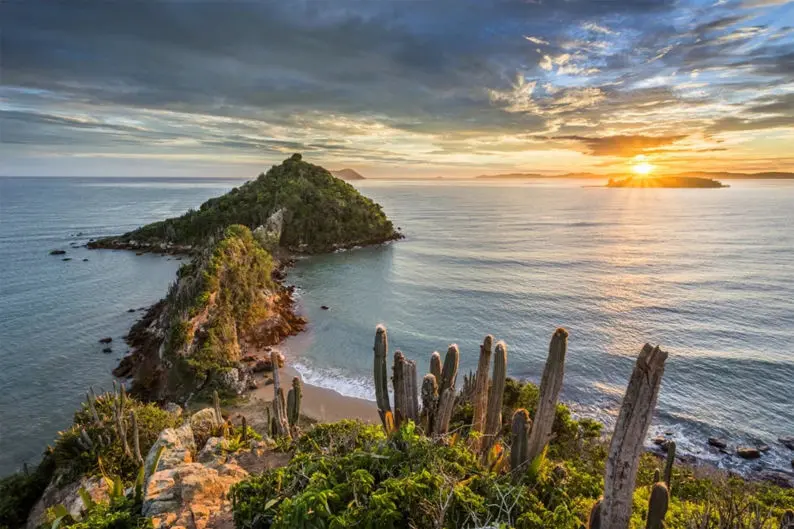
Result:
[1, 177, 793, 476]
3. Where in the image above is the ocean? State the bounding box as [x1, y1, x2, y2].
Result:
[1, 176, 792, 476]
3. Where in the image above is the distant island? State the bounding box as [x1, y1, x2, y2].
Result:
[606, 176, 728, 188]
[475, 171, 793, 180]
[331, 168, 366, 180]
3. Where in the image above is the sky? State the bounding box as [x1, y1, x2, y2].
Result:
[1, 0, 793, 178]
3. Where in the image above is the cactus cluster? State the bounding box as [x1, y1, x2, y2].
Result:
[270, 350, 290, 437]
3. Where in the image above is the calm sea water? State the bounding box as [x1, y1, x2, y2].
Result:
[1, 177, 793, 476]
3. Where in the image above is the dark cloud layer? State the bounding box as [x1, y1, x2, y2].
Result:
[1, 0, 793, 175]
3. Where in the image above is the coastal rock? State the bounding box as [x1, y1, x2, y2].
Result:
[217, 367, 252, 395]
[49, 249, 66, 255]
[145, 423, 196, 484]
[127, 308, 136, 313]
[708, 437, 728, 449]
[98, 337, 112, 344]
[736, 446, 761, 459]
[652, 435, 667, 446]
[758, 471, 794, 489]
[321, 305, 330, 310]
[190, 408, 222, 448]
[26, 476, 108, 529]
[102, 347, 112, 354]
[780, 436, 794, 450]
[114, 354, 136, 378]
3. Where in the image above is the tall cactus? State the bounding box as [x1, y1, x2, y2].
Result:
[273, 387, 289, 437]
[601, 344, 668, 529]
[213, 389, 223, 425]
[392, 351, 419, 424]
[374, 325, 392, 429]
[434, 387, 455, 435]
[663, 440, 676, 490]
[287, 376, 302, 427]
[483, 341, 507, 454]
[588, 499, 603, 529]
[471, 335, 493, 446]
[645, 482, 669, 529]
[526, 328, 568, 463]
[439, 344, 459, 395]
[86, 387, 101, 426]
[112, 386, 131, 458]
[130, 411, 143, 465]
[510, 408, 531, 479]
[420, 374, 439, 434]
[429, 351, 442, 382]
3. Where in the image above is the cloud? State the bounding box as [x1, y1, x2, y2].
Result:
[554, 134, 688, 156]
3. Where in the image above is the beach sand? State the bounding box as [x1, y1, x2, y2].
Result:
[229, 362, 379, 432]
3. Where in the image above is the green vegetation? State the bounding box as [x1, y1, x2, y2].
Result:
[107, 154, 398, 253]
[0, 454, 55, 529]
[231, 385, 793, 529]
[46, 498, 153, 529]
[52, 389, 179, 484]
[154, 224, 280, 397]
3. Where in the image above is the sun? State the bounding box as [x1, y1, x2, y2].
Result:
[631, 155, 655, 177]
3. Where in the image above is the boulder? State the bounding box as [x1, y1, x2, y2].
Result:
[197, 437, 226, 464]
[708, 437, 728, 449]
[190, 408, 222, 448]
[652, 435, 667, 446]
[217, 367, 252, 395]
[780, 436, 794, 450]
[736, 446, 761, 459]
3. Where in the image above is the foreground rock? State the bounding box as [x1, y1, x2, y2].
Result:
[27, 476, 108, 529]
[142, 408, 284, 529]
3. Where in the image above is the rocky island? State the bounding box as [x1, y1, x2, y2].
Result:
[606, 176, 728, 188]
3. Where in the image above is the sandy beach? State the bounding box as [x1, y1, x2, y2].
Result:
[230, 360, 379, 433]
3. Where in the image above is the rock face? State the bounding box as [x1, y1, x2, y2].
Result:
[26, 476, 108, 529]
[142, 409, 281, 529]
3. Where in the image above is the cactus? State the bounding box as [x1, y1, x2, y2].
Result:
[271, 350, 282, 394]
[241, 416, 248, 443]
[433, 387, 455, 435]
[439, 344, 459, 395]
[130, 411, 143, 465]
[420, 374, 439, 434]
[526, 328, 568, 463]
[113, 393, 131, 458]
[645, 482, 669, 529]
[470, 336, 493, 447]
[429, 352, 442, 382]
[392, 351, 419, 424]
[374, 325, 392, 429]
[86, 387, 101, 426]
[213, 389, 223, 425]
[588, 499, 603, 529]
[601, 344, 668, 529]
[482, 341, 507, 454]
[510, 408, 531, 479]
[273, 387, 289, 437]
[781, 510, 794, 529]
[287, 376, 302, 427]
[461, 371, 476, 403]
[663, 440, 676, 490]
[652, 469, 660, 483]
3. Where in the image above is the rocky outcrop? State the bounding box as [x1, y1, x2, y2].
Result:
[26, 476, 109, 529]
[142, 408, 282, 529]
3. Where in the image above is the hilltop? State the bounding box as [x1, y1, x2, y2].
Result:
[89, 154, 399, 254]
[331, 168, 366, 180]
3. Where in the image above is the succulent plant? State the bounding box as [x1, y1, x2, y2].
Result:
[645, 482, 669, 529]
[434, 387, 456, 435]
[439, 344, 459, 395]
[663, 440, 676, 490]
[510, 408, 531, 479]
[213, 389, 223, 425]
[429, 351, 442, 382]
[374, 325, 392, 428]
[287, 376, 302, 427]
[602, 344, 668, 529]
[482, 341, 507, 454]
[471, 335, 493, 447]
[526, 328, 568, 463]
[588, 499, 603, 529]
[420, 373, 439, 434]
[392, 351, 419, 424]
[130, 410, 143, 464]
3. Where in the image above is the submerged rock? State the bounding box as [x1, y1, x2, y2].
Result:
[708, 437, 728, 450]
[736, 446, 761, 459]
[49, 249, 66, 255]
[98, 337, 112, 344]
[780, 436, 794, 450]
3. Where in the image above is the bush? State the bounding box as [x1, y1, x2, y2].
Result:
[0, 453, 55, 529]
[47, 498, 152, 529]
[53, 392, 179, 483]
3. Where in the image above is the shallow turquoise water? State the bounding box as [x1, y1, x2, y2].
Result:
[1, 177, 792, 476]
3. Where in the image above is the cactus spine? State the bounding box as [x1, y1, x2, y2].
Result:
[663, 440, 676, 490]
[482, 341, 507, 454]
[645, 482, 669, 529]
[526, 328, 568, 463]
[471, 336, 493, 447]
[601, 344, 668, 529]
[374, 325, 392, 429]
[420, 374, 439, 434]
[439, 344, 459, 395]
[392, 351, 419, 424]
[287, 376, 302, 427]
[130, 411, 143, 465]
[429, 351, 442, 382]
[510, 408, 531, 479]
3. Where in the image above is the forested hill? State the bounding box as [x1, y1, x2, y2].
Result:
[92, 154, 400, 254]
